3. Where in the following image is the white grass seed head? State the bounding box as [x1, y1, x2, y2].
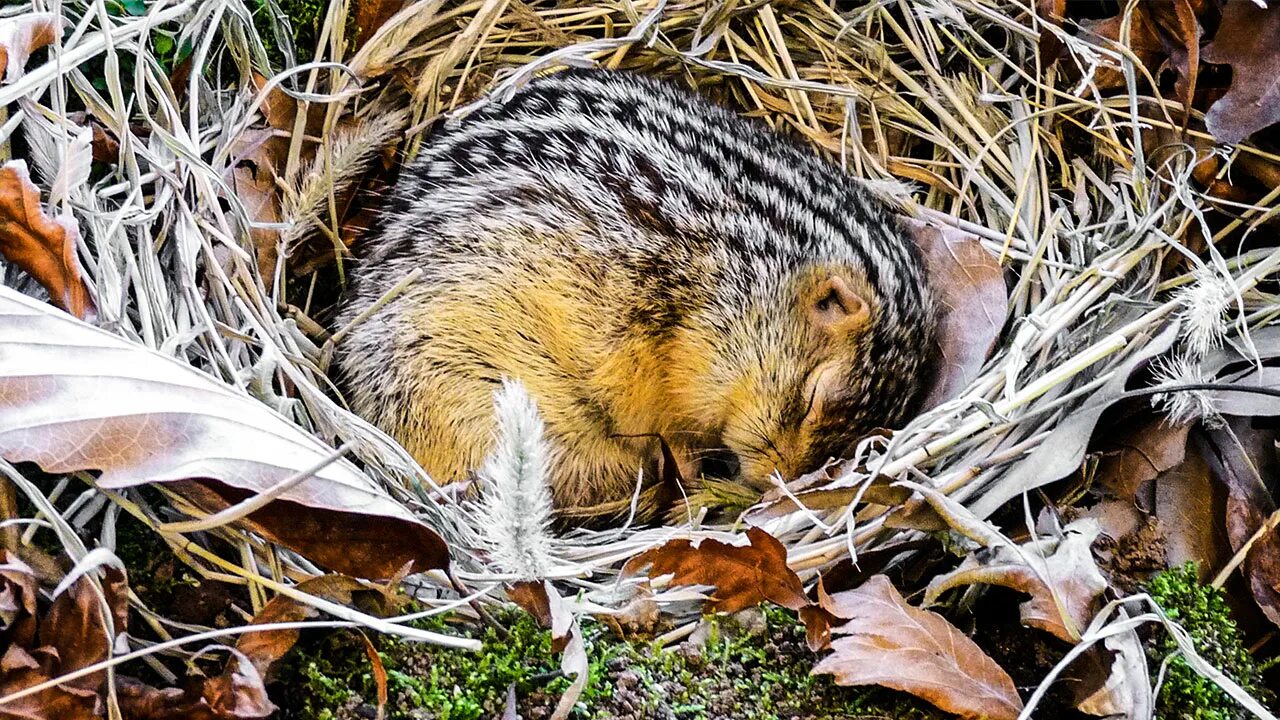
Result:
[477, 378, 555, 580]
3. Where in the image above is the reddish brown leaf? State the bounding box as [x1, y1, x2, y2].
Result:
[1204, 0, 1280, 144]
[0, 287, 450, 580]
[622, 527, 807, 614]
[0, 161, 94, 318]
[356, 631, 388, 719]
[0, 13, 61, 83]
[814, 575, 1023, 720]
[1153, 445, 1231, 576]
[904, 217, 1007, 409]
[116, 652, 275, 720]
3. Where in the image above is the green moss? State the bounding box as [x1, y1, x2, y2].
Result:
[1147, 564, 1272, 720]
[274, 604, 945, 720]
[250, 0, 354, 67]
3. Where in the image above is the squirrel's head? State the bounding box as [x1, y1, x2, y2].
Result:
[669, 263, 916, 490]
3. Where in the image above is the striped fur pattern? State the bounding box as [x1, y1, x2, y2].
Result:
[336, 69, 935, 514]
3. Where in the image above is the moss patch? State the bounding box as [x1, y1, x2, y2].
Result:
[1147, 564, 1272, 720]
[272, 605, 947, 720]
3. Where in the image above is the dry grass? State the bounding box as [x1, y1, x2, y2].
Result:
[6, 0, 1280, 715]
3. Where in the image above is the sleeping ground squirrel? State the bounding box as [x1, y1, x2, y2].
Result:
[336, 69, 935, 517]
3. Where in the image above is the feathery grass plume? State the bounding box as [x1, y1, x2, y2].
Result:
[281, 108, 409, 251]
[478, 378, 555, 580]
[1176, 264, 1237, 358]
[1150, 353, 1223, 429]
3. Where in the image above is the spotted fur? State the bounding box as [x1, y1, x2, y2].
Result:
[335, 69, 935, 514]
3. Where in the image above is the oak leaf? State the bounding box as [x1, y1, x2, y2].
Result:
[0, 286, 448, 580]
[0, 160, 94, 319]
[622, 526, 806, 614]
[814, 575, 1023, 720]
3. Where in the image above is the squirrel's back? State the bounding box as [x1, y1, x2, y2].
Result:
[337, 69, 934, 516]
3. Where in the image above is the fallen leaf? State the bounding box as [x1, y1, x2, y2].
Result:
[1093, 414, 1190, 500]
[235, 575, 367, 676]
[814, 575, 1023, 720]
[0, 160, 95, 318]
[509, 579, 573, 652]
[1076, 613, 1153, 718]
[904, 217, 1007, 409]
[1204, 0, 1280, 144]
[0, 13, 61, 83]
[1197, 420, 1280, 627]
[0, 566, 128, 720]
[622, 527, 806, 614]
[0, 551, 37, 632]
[925, 518, 1108, 643]
[0, 286, 448, 579]
[116, 651, 275, 720]
[352, 0, 407, 51]
[1153, 444, 1231, 576]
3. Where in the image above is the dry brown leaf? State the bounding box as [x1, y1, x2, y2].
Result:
[1094, 415, 1190, 500]
[0, 13, 60, 83]
[924, 519, 1107, 643]
[0, 161, 94, 319]
[352, 0, 408, 51]
[235, 575, 368, 676]
[814, 575, 1023, 720]
[0, 287, 449, 579]
[1198, 420, 1280, 627]
[0, 551, 37, 632]
[1153, 445, 1230, 575]
[622, 526, 806, 614]
[1204, 0, 1280, 144]
[904, 217, 1007, 410]
[0, 566, 128, 720]
[117, 652, 275, 720]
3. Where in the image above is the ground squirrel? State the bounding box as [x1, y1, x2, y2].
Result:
[336, 69, 935, 516]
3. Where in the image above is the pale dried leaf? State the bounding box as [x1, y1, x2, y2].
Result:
[925, 519, 1107, 643]
[0, 286, 448, 579]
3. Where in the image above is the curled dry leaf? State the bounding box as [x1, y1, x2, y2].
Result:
[1076, 618, 1153, 719]
[925, 518, 1108, 643]
[509, 579, 573, 652]
[904, 217, 1007, 409]
[814, 575, 1023, 720]
[117, 651, 275, 720]
[0, 160, 94, 319]
[1204, 0, 1280, 144]
[0, 564, 128, 720]
[0, 286, 449, 579]
[1198, 420, 1280, 627]
[622, 526, 806, 614]
[0, 13, 60, 83]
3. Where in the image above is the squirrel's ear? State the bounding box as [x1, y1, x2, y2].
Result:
[809, 275, 871, 334]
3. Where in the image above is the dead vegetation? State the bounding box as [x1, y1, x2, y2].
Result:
[2, 0, 1280, 718]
